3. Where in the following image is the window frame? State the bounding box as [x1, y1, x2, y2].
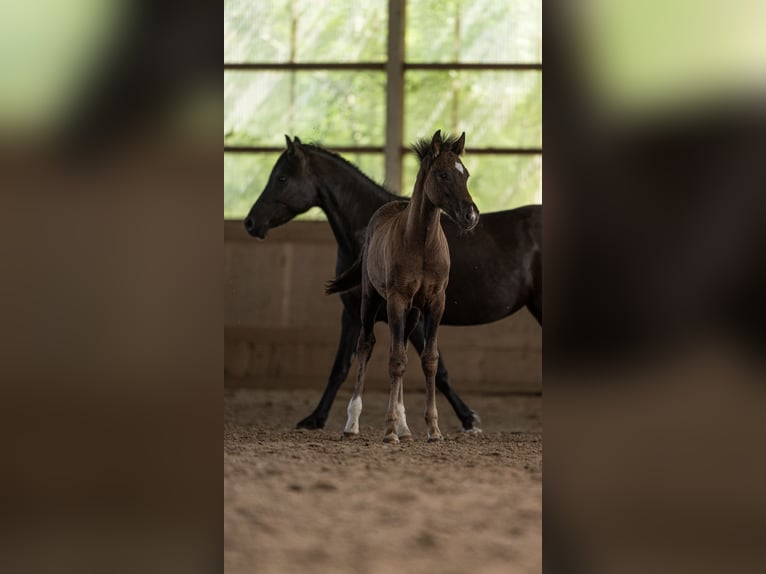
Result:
[224, 0, 542, 216]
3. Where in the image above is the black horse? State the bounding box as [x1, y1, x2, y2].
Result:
[244, 136, 541, 431]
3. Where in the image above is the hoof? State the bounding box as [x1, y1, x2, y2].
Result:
[461, 411, 482, 432]
[342, 431, 360, 439]
[427, 435, 444, 443]
[296, 416, 325, 430]
[383, 434, 400, 444]
[398, 433, 413, 442]
[462, 427, 483, 435]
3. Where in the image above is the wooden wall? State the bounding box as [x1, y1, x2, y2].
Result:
[224, 220, 541, 393]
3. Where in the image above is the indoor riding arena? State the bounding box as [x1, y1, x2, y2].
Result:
[224, 1, 542, 572]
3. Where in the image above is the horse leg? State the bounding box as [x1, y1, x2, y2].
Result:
[395, 377, 413, 441]
[422, 297, 446, 442]
[403, 307, 421, 343]
[407, 323, 480, 432]
[391, 309, 421, 440]
[343, 287, 381, 437]
[296, 307, 360, 429]
[383, 295, 409, 443]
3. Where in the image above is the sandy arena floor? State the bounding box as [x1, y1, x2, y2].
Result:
[224, 387, 542, 574]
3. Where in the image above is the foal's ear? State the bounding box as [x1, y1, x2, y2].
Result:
[285, 134, 294, 152]
[431, 129, 442, 158]
[453, 132, 466, 155]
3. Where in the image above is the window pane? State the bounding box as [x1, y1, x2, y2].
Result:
[225, 71, 386, 147]
[402, 153, 542, 212]
[406, 0, 542, 63]
[224, 153, 386, 220]
[404, 71, 541, 148]
[340, 153, 386, 188]
[224, 0, 292, 63]
[224, 0, 387, 63]
[225, 153, 281, 219]
[295, 0, 387, 62]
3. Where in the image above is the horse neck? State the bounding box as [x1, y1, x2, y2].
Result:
[405, 167, 441, 246]
[308, 149, 397, 254]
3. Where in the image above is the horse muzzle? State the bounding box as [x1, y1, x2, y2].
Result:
[459, 203, 480, 230]
[244, 216, 269, 239]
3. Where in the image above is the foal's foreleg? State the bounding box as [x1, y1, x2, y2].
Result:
[393, 308, 420, 440]
[384, 296, 411, 443]
[408, 324, 480, 431]
[422, 297, 446, 442]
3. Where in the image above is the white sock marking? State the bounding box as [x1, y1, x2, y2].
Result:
[344, 396, 362, 434]
[395, 402, 410, 436]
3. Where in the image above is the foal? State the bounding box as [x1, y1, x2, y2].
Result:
[327, 130, 479, 442]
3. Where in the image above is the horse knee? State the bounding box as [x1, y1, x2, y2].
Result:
[389, 351, 407, 379]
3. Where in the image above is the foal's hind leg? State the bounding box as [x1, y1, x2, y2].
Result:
[343, 286, 381, 437]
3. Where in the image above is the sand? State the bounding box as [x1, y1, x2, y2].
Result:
[224, 387, 542, 574]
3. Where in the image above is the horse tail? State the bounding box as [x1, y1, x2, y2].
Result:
[325, 258, 363, 295]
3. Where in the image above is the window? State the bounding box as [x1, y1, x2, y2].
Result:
[224, 0, 541, 219]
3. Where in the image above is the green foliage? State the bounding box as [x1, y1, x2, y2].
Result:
[224, 0, 292, 62]
[225, 71, 386, 147]
[406, 0, 542, 63]
[404, 71, 541, 147]
[224, 0, 542, 219]
[224, 0, 386, 63]
[403, 153, 541, 211]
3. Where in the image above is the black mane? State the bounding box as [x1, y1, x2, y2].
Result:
[302, 142, 399, 198]
[410, 132, 464, 162]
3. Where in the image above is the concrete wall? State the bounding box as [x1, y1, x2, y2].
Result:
[224, 220, 541, 393]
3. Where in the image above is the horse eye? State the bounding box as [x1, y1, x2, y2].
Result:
[439, 172, 448, 179]
[277, 175, 287, 183]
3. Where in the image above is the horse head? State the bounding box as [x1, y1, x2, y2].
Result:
[244, 135, 318, 238]
[418, 130, 479, 231]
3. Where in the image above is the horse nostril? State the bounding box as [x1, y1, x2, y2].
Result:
[465, 207, 478, 226]
[244, 217, 254, 231]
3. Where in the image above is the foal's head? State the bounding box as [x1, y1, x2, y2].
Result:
[412, 130, 479, 230]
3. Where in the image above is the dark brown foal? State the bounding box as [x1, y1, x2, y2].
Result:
[327, 130, 479, 442]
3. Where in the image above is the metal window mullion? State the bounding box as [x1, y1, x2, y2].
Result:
[384, 0, 405, 194]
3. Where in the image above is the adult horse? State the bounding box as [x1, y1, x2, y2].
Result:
[244, 136, 541, 431]
[327, 130, 479, 442]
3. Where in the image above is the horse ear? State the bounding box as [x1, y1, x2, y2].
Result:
[453, 132, 466, 155]
[431, 129, 442, 158]
[291, 135, 305, 159]
[285, 135, 304, 159]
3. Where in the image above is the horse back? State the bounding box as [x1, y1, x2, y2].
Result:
[441, 205, 542, 325]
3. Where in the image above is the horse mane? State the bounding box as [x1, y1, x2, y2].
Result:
[301, 141, 399, 199]
[410, 132, 464, 163]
